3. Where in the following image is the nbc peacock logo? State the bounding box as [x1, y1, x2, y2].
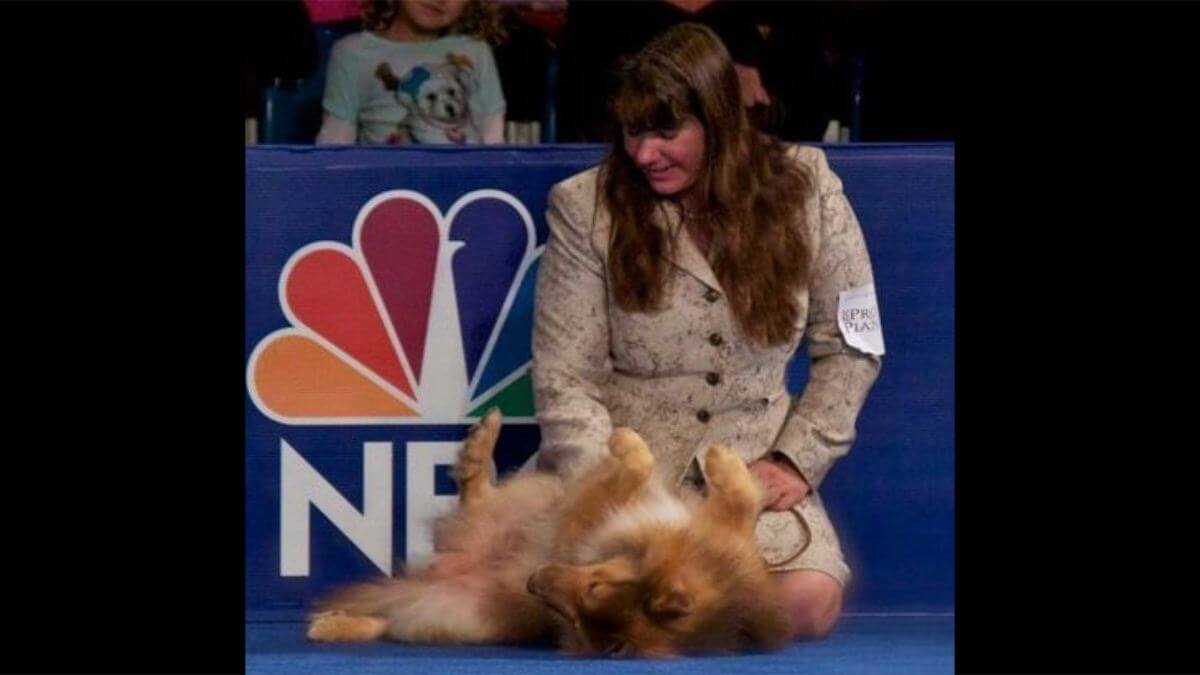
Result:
[247, 189, 542, 426]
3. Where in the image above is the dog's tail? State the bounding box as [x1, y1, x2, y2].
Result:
[311, 575, 511, 644]
[312, 577, 409, 617]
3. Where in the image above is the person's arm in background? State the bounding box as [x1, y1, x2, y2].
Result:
[315, 41, 360, 144]
[480, 112, 505, 143]
[316, 112, 357, 144]
[473, 42, 507, 143]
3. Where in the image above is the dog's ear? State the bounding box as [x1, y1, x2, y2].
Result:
[647, 585, 691, 619]
[446, 52, 479, 92]
[445, 51, 475, 71]
[374, 62, 399, 91]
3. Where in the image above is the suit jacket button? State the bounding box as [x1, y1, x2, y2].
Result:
[704, 289, 720, 303]
[705, 372, 721, 386]
[696, 409, 711, 423]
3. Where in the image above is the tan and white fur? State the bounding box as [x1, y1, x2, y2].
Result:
[307, 410, 791, 657]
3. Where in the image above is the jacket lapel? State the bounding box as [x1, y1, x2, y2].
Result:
[654, 202, 725, 295]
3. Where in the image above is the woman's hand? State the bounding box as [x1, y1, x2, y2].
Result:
[746, 456, 810, 511]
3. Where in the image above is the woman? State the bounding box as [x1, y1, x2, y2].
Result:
[531, 23, 884, 640]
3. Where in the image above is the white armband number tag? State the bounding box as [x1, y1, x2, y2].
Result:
[837, 284, 885, 356]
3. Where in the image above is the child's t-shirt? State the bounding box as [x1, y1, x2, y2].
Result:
[323, 32, 505, 145]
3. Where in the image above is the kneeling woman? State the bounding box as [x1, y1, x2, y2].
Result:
[531, 23, 884, 640]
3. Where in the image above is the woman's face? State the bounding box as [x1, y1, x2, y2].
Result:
[622, 115, 706, 198]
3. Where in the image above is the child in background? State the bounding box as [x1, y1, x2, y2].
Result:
[317, 0, 506, 144]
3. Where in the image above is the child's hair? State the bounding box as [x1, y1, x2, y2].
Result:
[361, 0, 506, 44]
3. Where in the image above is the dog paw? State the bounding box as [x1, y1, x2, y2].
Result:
[704, 445, 748, 487]
[461, 409, 501, 460]
[307, 610, 387, 642]
[609, 427, 653, 472]
[471, 408, 501, 436]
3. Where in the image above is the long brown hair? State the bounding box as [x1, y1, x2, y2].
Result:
[601, 23, 813, 346]
[362, 0, 506, 44]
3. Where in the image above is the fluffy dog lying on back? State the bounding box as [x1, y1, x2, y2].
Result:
[307, 410, 791, 657]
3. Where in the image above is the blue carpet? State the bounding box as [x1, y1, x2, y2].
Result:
[246, 614, 953, 674]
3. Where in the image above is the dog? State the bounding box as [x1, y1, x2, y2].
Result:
[375, 54, 480, 145]
[306, 410, 792, 657]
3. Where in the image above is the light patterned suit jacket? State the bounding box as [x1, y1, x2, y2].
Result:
[531, 145, 882, 579]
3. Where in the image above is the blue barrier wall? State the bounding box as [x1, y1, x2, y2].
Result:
[245, 144, 953, 618]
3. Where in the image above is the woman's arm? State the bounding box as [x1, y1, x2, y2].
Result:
[770, 147, 884, 493]
[316, 43, 360, 145]
[531, 179, 615, 476]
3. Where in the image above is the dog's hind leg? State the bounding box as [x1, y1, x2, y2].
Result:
[699, 445, 761, 536]
[607, 427, 655, 481]
[307, 610, 389, 642]
[576, 427, 655, 505]
[453, 408, 501, 509]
